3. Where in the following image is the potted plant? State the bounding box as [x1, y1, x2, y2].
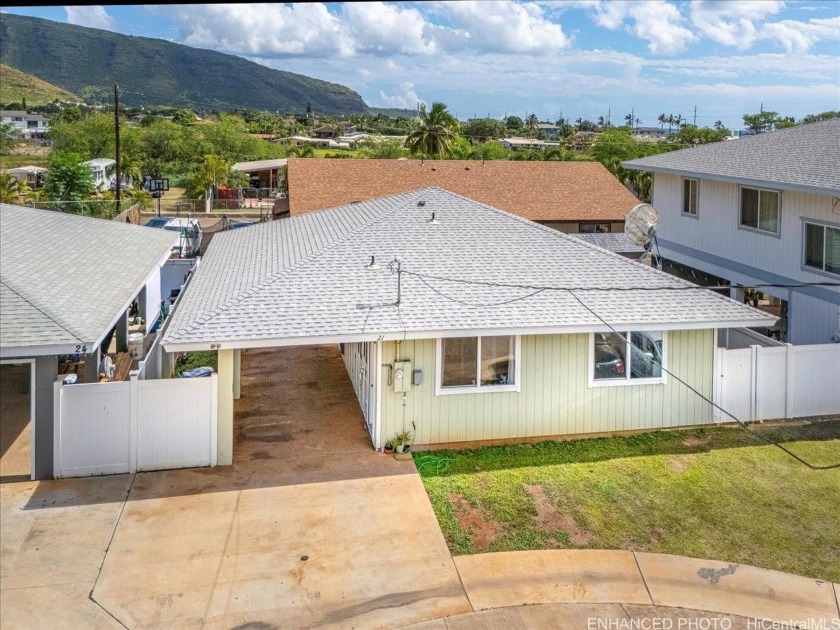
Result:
[383, 439, 394, 455]
[392, 430, 413, 460]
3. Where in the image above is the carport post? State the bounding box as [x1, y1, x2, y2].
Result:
[217, 349, 234, 466]
[32, 356, 58, 479]
[115, 310, 129, 353]
[233, 349, 241, 400]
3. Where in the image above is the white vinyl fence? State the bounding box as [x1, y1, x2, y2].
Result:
[54, 373, 217, 478]
[715, 343, 840, 422]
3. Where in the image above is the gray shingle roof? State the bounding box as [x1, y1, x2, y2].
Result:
[622, 119, 840, 194]
[163, 188, 774, 349]
[0, 204, 178, 356]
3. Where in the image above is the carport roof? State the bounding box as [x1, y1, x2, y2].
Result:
[0, 204, 178, 357]
[162, 187, 775, 350]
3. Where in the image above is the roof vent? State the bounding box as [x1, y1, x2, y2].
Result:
[366, 255, 380, 270]
[428, 212, 439, 225]
[417, 200, 426, 207]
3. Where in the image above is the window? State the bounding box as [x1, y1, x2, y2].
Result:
[591, 331, 665, 385]
[580, 223, 611, 234]
[682, 178, 698, 215]
[740, 187, 779, 234]
[804, 222, 840, 276]
[438, 336, 518, 394]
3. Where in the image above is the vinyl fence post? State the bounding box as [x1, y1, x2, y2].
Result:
[784, 343, 795, 419]
[53, 378, 63, 478]
[129, 370, 139, 473]
[749, 344, 759, 422]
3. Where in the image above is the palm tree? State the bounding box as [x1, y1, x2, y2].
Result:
[667, 114, 675, 133]
[575, 117, 583, 130]
[597, 116, 605, 129]
[634, 117, 642, 129]
[624, 112, 634, 127]
[405, 102, 459, 158]
[0, 172, 19, 203]
[658, 114, 667, 130]
[673, 114, 684, 129]
[525, 113, 540, 134]
[713, 120, 725, 131]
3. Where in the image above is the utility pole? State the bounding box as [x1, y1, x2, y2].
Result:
[693, 104, 697, 127]
[114, 82, 122, 213]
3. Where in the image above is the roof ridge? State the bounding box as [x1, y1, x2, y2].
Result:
[0, 277, 86, 343]
[170, 192, 424, 337]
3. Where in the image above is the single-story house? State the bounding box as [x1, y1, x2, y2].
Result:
[0, 204, 180, 479]
[231, 158, 288, 191]
[162, 188, 775, 461]
[501, 137, 561, 150]
[84, 158, 117, 191]
[6, 165, 48, 188]
[286, 159, 641, 234]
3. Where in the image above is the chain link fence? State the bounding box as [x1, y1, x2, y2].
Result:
[22, 199, 125, 219]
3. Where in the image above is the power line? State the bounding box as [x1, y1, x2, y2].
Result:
[391, 264, 840, 470]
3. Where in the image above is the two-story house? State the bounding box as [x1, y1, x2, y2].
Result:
[623, 119, 840, 345]
[1, 110, 49, 139]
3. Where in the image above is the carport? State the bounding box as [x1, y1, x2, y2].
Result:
[0, 203, 178, 479]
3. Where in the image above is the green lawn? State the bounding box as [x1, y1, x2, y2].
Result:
[416, 421, 840, 581]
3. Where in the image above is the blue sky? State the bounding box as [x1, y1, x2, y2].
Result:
[3, 2, 839, 129]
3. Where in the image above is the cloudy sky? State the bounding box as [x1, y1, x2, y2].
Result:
[4, 2, 839, 128]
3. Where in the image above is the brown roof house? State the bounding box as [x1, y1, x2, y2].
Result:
[286, 159, 640, 233]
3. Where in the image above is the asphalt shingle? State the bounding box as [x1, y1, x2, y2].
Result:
[622, 119, 840, 194]
[0, 204, 178, 354]
[163, 188, 775, 348]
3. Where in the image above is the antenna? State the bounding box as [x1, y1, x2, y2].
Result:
[625, 203, 660, 265]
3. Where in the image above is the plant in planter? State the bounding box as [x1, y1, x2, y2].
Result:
[392, 430, 413, 457]
[383, 439, 395, 455]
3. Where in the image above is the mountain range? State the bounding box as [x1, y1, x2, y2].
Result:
[0, 14, 369, 115]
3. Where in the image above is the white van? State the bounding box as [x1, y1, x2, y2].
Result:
[162, 218, 202, 258]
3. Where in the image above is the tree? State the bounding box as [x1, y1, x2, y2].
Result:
[48, 112, 116, 158]
[525, 113, 540, 133]
[358, 137, 409, 159]
[674, 125, 728, 145]
[470, 140, 510, 161]
[658, 114, 667, 130]
[0, 173, 19, 203]
[185, 154, 231, 198]
[597, 116, 605, 129]
[624, 112, 634, 128]
[44, 152, 95, 202]
[172, 109, 197, 126]
[0, 121, 17, 154]
[505, 115, 524, 130]
[461, 118, 506, 142]
[743, 110, 780, 133]
[801, 111, 840, 124]
[591, 130, 674, 202]
[713, 120, 725, 131]
[405, 102, 459, 158]
[776, 116, 796, 129]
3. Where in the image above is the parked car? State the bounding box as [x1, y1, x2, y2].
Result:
[162, 218, 202, 258]
[145, 216, 175, 229]
[228, 220, 255, 230]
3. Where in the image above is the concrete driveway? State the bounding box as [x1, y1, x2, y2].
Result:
[1, 346, 471, 629]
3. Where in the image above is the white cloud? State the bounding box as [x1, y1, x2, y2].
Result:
[168, 4, 354, 58]
[65, 5, 114, 31]
[378, 81, 425, 109]
[590, 1, 698, 54]
[759, 16, 840, 52]
[690, 1, 784, 49]
[431, 1, 571, 54]
[343, 3, 439, 55]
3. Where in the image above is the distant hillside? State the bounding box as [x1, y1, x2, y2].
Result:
[0, 14, 369, 115]
[0, 63, 79, 104]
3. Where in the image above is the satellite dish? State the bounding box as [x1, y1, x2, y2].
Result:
[100, 355, 115, 381]
[625, 203, 659, 248]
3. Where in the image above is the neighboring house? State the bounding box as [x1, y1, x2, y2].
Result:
[6, 165, 48, 188]
[537, 123, 562, 138]
[231, 158, 288, 191]
[623, 119, 840, 345]
[569, 233, 646, 259]
[313, 126, 337, 139]
[84, 158, 117, 190]
[163, 188, 774, 459]
[0, 204, 179, 479]
[501, 137, 561, 150]
[278, 135, 350, 149]
[286, 158, 640, 233]
[1, 110, 49, 139]
[631, 127, 674, 142]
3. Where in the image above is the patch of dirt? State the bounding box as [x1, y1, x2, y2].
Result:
[682, 436, 703, 447]
[450, 493, 501, 551]
[523, 484, 591, 547]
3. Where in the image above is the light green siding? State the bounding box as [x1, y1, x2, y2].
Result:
[379, 330, 715, 446]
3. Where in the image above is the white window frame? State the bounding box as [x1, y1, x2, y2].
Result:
[588, 331, 668, 388]
[435, 335, 521, 396]
[739, 186, 781, 235]
[682, 178, 699, 217]
[803, 220, 840, 277]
